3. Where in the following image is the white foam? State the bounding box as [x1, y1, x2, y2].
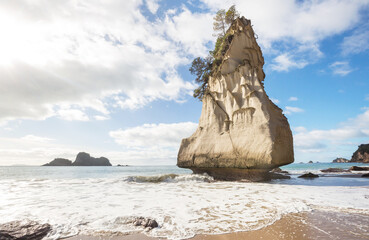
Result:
[0, 174, 368, 240]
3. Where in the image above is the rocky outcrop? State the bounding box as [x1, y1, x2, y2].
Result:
[298, 172, 319, 178]
[320, 168, 350, 173]
[177, 17, 294, 181]
[349, 166, 369, 171]
[332, 157, 349, 163]
[43, 152, 112, 166]
[132, 217, 158, 229]
[351, 144, 369, 163]
[72, 152, 111, 166]
[0, 220, 51, 240]
[42, 158, 72, 166]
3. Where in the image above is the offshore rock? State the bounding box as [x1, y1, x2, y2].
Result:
[0, 220, 51, 240]
[351, 144, 369, 163]
[42, 158, 72, 166]
[177, 17, 294, 181]
[72, 152, 112, 166]
[332, 157, 349, 163]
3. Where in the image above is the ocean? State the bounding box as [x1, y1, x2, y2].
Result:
[0, 163, 368, 239]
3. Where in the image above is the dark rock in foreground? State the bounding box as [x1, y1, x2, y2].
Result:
[268, 172, 291, 180]
[42, 158, 72, 166]
[0, 220, 51, 240]
[43, 152, 112, 166]
[298, 172, 319, 178]
[73, 152, 111, 166]
[362, 173, 369, 178]
[320, 168, 350, 173]
[349, 166, 369, 171]
[351, 144, 369, 163]
[133, 217, 158, 229]
[332, 157, 349, 163]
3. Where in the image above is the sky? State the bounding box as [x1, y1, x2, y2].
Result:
[0, 0, 369, 165]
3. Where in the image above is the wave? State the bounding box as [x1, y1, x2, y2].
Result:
[124, 173, 214, 183]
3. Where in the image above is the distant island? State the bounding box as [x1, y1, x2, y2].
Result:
[332, 144, 369, 163]
[332, 158, 349, 163]
[43, 152, 112, 166]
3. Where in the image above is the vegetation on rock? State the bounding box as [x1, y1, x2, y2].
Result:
[191, 5, 240, 100]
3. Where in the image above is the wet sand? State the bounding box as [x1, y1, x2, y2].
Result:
[66, 210, 369, 240]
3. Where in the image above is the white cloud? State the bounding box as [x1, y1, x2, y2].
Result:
[341, 25, 369, 55]
[0, 1, 216, 124]
[270, 98, 280, 104]
[284, 106, 304, 115]
[146, 0, 161, 14]
[110, 122, 197, 149]
[58, 109, 89, 121]
[288, 97, 298, 101]
[330, 61, 353, 76]
[271, 53, 308, 72]
[294, 109, 369, 153]
[94, 115, 109, 121]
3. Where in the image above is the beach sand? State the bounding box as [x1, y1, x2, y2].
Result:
[66, 210, 369, 240]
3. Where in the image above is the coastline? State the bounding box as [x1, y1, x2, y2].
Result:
[66, 210, 369, 240]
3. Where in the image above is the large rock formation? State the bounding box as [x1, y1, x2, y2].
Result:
[43, 152, 112, 166]
[72, 152, 112, 166]
[177, 17, 294, 181]
[0, 220, 51, 240]
[350, 144, 369, 163]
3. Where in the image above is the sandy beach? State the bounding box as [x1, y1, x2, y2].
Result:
[66, 210, 369, 240]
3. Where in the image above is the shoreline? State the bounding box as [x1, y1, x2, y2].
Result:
[66, 209, 369, 240]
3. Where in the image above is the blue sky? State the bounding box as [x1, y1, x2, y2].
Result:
[0, 0, 369, 165]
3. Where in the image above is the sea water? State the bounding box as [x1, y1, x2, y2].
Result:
[0, 163, 368, 239]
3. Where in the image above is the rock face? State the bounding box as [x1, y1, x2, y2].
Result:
[351, 144, 369, 163]
[298, 172, 319, 178]
[42, 158, 72, 166]
[332, 157, 349, 163]
[177, 17, 294, 181]
[0, 220, 51, 240]
[43, 152, 112, 166]
[349, 166, 369, 171]
[72, 152, 112, 166]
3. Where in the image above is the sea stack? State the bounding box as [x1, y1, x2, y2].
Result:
[177, 17, 294, 181]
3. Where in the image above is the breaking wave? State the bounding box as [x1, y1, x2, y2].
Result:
[124, 173, 214, 183]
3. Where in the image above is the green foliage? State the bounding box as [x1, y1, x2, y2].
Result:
[191, 5, 240, 100]
[225, 5, 240, 25]
[213, 9, 226, 37]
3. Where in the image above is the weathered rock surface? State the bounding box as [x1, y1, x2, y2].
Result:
[177, 17, 294, 181]
[351, 144, 369, 163]
[349, 166, 369, 171]
[0, 220, 51, 240]
[43, 152, 112, 166]
[132, 217, 158, 229]
[72, 152, 111, 166]
[42, 158, 72, 166]
[320, 168, 350, 173]
[332, 157, 349, 163]
[298, 172, 319, 178]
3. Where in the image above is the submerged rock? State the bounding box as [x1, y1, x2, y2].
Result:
[320, 168, 350, 173]
[177, 17, 294, 181]
[351, 144, 369, 163]
[0, 220, 51, 240]
[298, 172, 319, 178]
[132, 217, 158, 229]
[42, 158, 72, 166]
